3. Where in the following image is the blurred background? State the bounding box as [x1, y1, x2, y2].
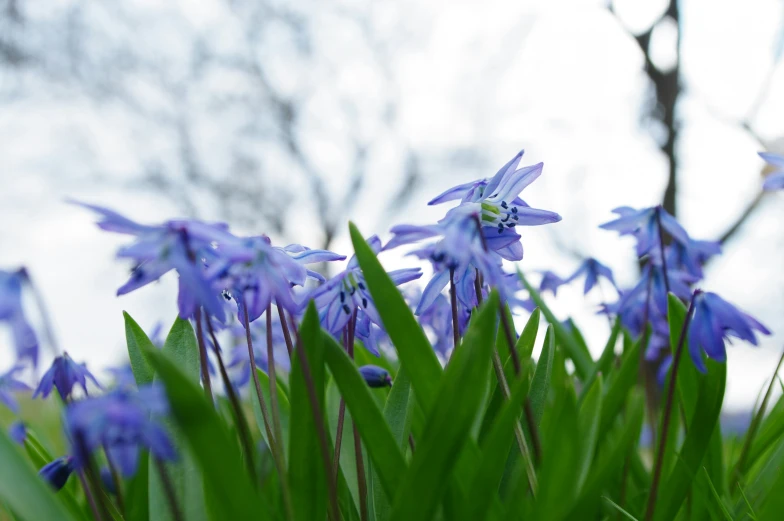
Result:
[1, 0, 783, 412]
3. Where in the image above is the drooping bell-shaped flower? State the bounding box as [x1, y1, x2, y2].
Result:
[358, 365, 392, 388]
[600, 205, 689, 257]
[759, 152, 784, 191]
[211, 235, 344, 323]
[663, 239, 721, 280]
[66, 383, 176, 477]
[33, 353, 102, 402]
[538, 270, 567, 296]
[563, 257, 617, 295]
[306, 236, 421, 354]
[687, 291, 770, 372]
[39, 456, 75, 491]
[0, 269, 39, 366]
[74, 202, 235, 321]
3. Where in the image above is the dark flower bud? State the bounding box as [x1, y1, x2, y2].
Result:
[358, 365, 392, 388]
[8, 421, 26, 445]
[39, 456, 75, 491]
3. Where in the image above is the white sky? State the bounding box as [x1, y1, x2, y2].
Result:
[1, 0, 783, 411]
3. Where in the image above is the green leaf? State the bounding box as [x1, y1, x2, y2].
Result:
[517, 309, 541, 361]
[568, 390, 644, 517]
[744, 388, 784, 475]
[462, 364, 534, 521]
[529, 325, 555, 425]
[0, 428, 77, 521]
[288, 303, 329, 521]
[123, 311, 156, 386]
[701, 467, 735, 521]
[598, 334, 642, 441]
[149, 318, 207, 521]
[389, 291, 500, 521]
[517, 270, 593, 379]
[250, 367, 291, 456]
[373, 368, 414, 521]
[758, 458, 784, 521]
[143, 323, 263, 521]
[532, 384, 580, 520]
[576, 375, 603, 491]
[125, 455, 150, 521]
[580, 318, 620, 402]
[654, 358, 726, 521]
[349, 223, 443, 414]
[603, 497, 640, 521]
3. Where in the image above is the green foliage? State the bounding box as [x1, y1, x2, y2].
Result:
[6, 239, 784, 521]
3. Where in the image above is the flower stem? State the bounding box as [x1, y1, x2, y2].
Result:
[241, 302, 288, 500]
[353, 422, 369, 521]
[290, 321, 341, 521]
[193, 310, 214, 403]
[449, 267, 460, 351]
[153, 458, 184, 521]
[266, 303, 287, 469]
[277, 304, 295, 359]
[103, 444, 126, 514]
[205, 315, 258, 484]
[655, 207, 671, 294]
[75, 433, 110, 521]
[332, 312, 357, 493]
[19, 268, 62, 356]
[644, 290, 699, 521]
[76, 471, 103, 521]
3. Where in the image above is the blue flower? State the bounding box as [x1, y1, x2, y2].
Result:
[688, 291, 771, 372]
[760, 152, 784, 191]
[306, 236, 421, 355]
[0, 366, 31, 413]
[600, 205, 689, 257]
[75, 202, 235, 321]
[9, 421, 26, 445]
[563, 257, 617, 295]
[34, 353, 102, 401]
[663, 239, 721, 279]
[538, 270, 567, 296]
[100, 467, 117, 495]
[66, 384, 176, 477]
[428, 150, 562, 234]
[0, 269, 39, 366]
[387, 214, 509, 314]
[417, 293, 464, 358]
[226, 319, 290, 388]
[39, 456, 75, 491]
[211, 235, 345, 322]
[358, 365, 392, 388]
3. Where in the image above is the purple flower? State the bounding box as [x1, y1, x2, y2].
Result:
[600, 205, 689, 257]
[212, 235, 344, 323]
[563, 257, 617, 295]
[39, 456, 75, 491]
[663, 239, 721, 280]
[0, 269, 39, 366]
[100, 467, 117, 495]
[615, 264, 695, 321]
[417, 293, 461, 358]
[760, 152, 784, 191]
[688, 291, 770, 372]
[0, 366, 31, 413]
[538, 270, 567, 296]
[358, 365, 392, 388]
[75, 202, 234, 321]
[33, 353, 102, 402]
[9, 421, 26, 445]
[387, 214, 509, 314]
[66, 384, 176, 477]
[428, 150, 562, 234]
[306, 236, 421, 355]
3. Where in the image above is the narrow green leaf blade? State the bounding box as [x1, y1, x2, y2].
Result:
[288, 303, 328, 521]
[389, 291, 500, 521]
[576, 375, 603, 491]
[529, 325, 555, 425]
[349, 223, 443, 414]
[0, 428, 77, 521]
[139, 341, 266, 521]
[123, 311, 156, 386]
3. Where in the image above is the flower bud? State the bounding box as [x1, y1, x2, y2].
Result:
[39, 456, 74, 491]
[358, 365, 392, 388]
